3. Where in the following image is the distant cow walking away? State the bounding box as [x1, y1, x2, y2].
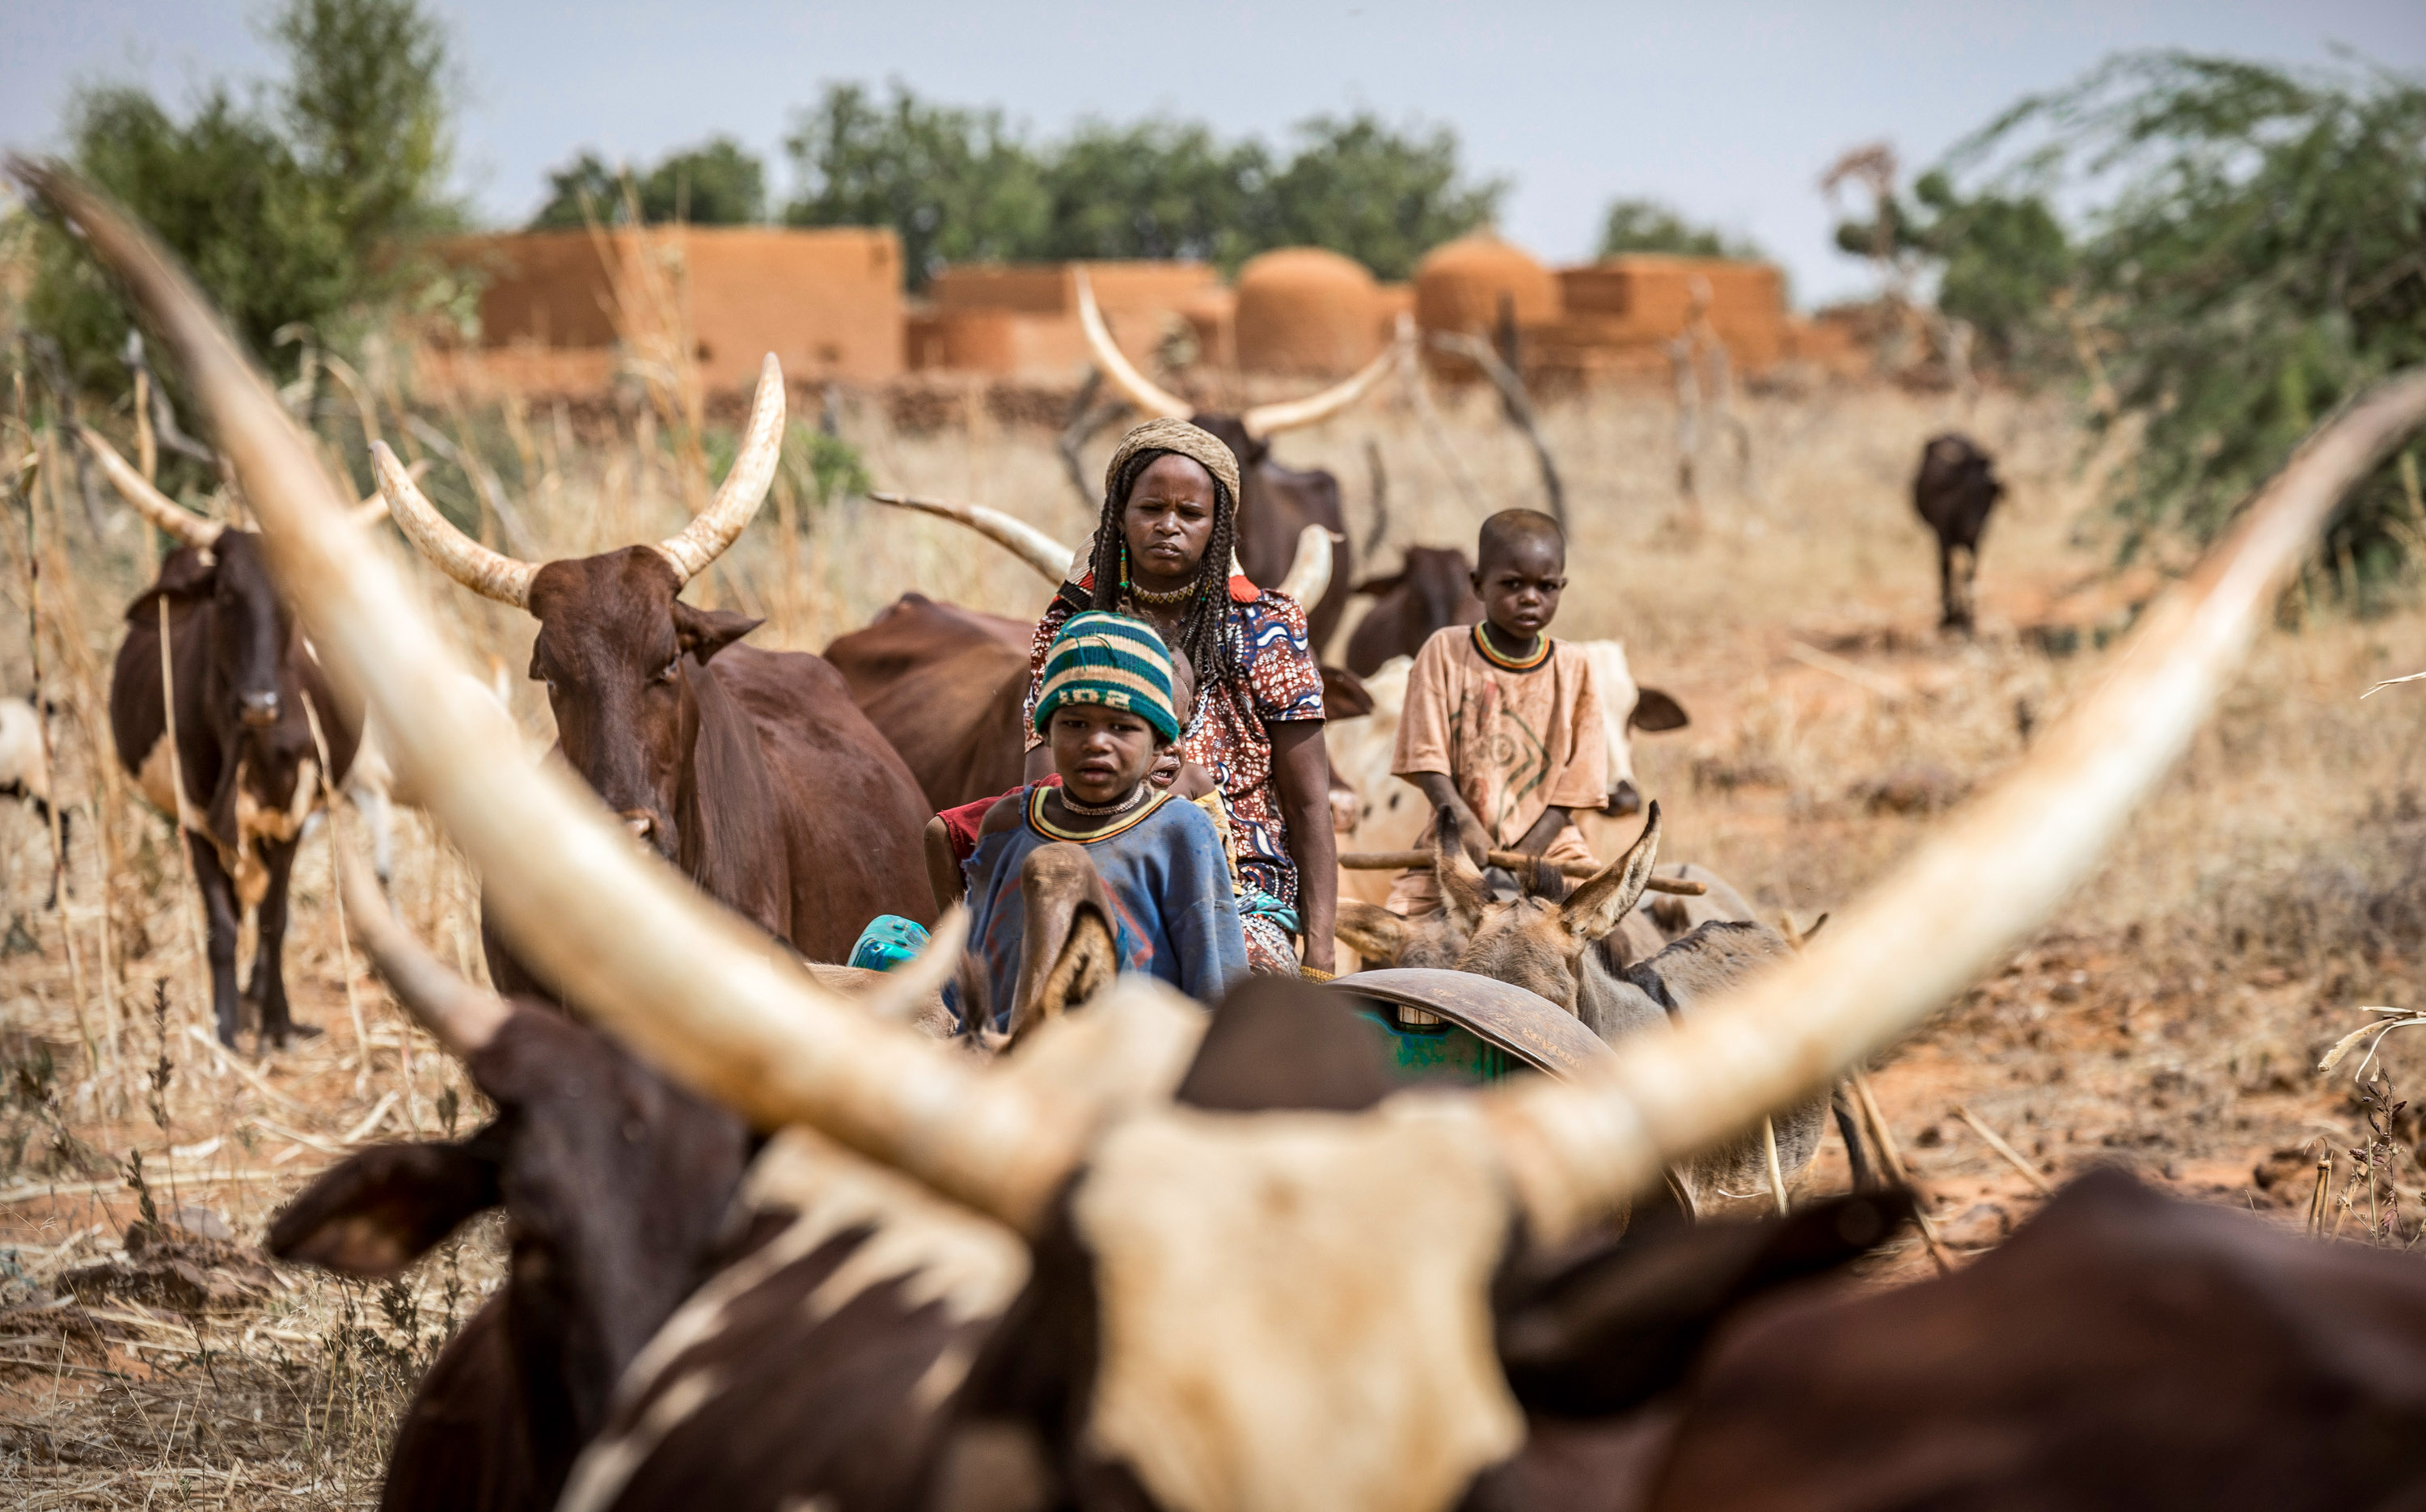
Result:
[1914, 433, 2005, 633]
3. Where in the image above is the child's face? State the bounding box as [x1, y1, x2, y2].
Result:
[1148, 657, 1198, 789]
[1472, 535, 1567, 643]
[1049, 703, 1164, 805]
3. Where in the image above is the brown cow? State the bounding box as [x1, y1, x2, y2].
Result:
[370, 359, 934, 973]
[1078, 269, 1401, 653]
[1639, 1168, 2426, 1510]
[822, 594, 1031, 810]
[1914, 432, 2005, 633]
[1343, 543, 1483, 676]
[91, 441, 361, 1045]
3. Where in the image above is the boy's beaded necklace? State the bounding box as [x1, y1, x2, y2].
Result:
[1472, 621, 1553, 671]
[1055, 783, 1151, 818]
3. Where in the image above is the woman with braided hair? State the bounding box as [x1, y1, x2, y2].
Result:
[1022, 419, 1338, 978]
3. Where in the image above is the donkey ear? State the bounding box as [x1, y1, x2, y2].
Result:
[266, 1140, 501, 1279]
[1433, 805, 1491, 930]
[1334, 901, 1411, 966]
[670, 602, 762, 664]
[1629, 688, 1690, 733]
[1560, 802, 1664, 945]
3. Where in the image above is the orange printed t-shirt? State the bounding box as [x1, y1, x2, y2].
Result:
[1391, 623, 1609, 847]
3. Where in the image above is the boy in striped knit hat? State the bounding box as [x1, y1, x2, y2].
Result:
[953, 613, 1248, 1033]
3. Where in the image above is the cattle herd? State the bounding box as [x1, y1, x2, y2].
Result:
[16, 157, 2426, 1510]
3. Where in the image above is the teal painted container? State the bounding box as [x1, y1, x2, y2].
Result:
[1354, 1005, 1520, 1084]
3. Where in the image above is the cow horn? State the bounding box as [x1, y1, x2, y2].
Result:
[335, 842, 507, 1057]
[10, 158, 1088, 1238]
[1481, 367, 2426, 1245]
[1239, 316, 1412, 441]
[1076, 268, 1193, 422]
[653, 353, 785, 585]
[78, 424, 224, 547]
[349, 458, 423, 530]
[869, 492, 1074, 585]
[372, 440, 539, 607]
[1276, 524, 1338, 608]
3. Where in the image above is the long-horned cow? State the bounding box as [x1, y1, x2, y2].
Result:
[1077, 268, 1397, 653]
[49, 154, 2426, 1512]
[369, 358, 936, 974]
[85, 429, 364, 1045]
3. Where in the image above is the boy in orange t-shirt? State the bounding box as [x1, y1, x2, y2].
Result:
[1387, 509, 1608, 917]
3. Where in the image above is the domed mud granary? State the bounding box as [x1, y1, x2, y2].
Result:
[1414, 233, 1560, 337]
[1233, 247, 1382, 375]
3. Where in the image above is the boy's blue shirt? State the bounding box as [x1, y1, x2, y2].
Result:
[951, 783, 1249, 1031]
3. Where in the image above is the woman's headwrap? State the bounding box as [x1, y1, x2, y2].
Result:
[1033, 611, 1181, 743]
[1104, 418, 1242, 510]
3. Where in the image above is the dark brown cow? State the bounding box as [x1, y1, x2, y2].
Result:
[1078, 270, 1401, 654]
[370, 360, 934, 973]
[1343, 543, 1484, 675]
[268, 860, 754, 1511]
[823, 594, 1031, 810]
[1638, 1168, 2426, 1511]
[1914, 432, 2005, 633]
[96, 463, 360, 1044]
[516, 977, 1908, 1512]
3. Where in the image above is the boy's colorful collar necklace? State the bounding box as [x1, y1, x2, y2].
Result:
[1472, 622, 1552, 670]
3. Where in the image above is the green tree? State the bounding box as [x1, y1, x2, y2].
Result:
[1596, 198, 1765, 260]
[1034, 118, 1266, 266]
[26, 0, 459, 387]
[530, 137, 767, 229]
[1963, 53, 2426, 567]
[782, 82, 1046, 288]
[1261, 112, 1507, 281]
[1832, 171, 2072, 370]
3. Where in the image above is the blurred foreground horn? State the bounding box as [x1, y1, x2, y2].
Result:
[11, 157, 1086, 1237]
[1076, 268, 1192, 421]
[373, 440, 536, 607]
[78, 424, 223, 547]
[653, 353, 784, 584]
[1276, 524, 1338, 608]
[1481, 367, 2426, 1244]
[336, 843, 507, 1058]
[870, 491, 1074, 585]
[1240, 316, 1410, 441]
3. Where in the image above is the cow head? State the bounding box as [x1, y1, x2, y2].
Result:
[369, 358, 786, 855]
[1339, 805, 1667, 1013]
[137, 530, 294, 730]
[268, 859, 754, 1489]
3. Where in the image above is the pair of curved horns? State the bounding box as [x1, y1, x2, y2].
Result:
[869, 490, 1335, 607]
[33, 155, 2426, 1253]
[371, 355, 787, 608]
[82, 424, 397, 545]
[1075, 269, 1407, 441]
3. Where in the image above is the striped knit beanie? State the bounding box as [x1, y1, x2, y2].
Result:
[1033, 612, 1180, 743]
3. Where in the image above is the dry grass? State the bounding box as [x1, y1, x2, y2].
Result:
[2, 355, 2422, 1501]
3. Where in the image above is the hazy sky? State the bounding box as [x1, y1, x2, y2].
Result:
[8, 1, 2422, 306]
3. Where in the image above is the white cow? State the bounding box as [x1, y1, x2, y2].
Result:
[1325, 642, 1688, 908]
[1, 696, 67, 906]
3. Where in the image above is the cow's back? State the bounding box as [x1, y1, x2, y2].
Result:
[824, 596, 1030, 809]
[709, 644, 937, 958]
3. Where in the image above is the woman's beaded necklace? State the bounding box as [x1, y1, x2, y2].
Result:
[1121, 543, 1202, 608]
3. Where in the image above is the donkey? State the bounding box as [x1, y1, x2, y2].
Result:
[1338, 805, 1855, 1213]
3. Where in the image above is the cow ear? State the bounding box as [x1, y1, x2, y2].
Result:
[1334, 901, 1410, 965]
[1349, 572, 1405, 598]
[265, 1140, 501, 1279]
[671, 602, 763, 664]
[1497, 1189, 1914, 1416]
[156, 547, 220, 598]
[1629, 688, 1689, 733]
[1320, 665, 1374, 719]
